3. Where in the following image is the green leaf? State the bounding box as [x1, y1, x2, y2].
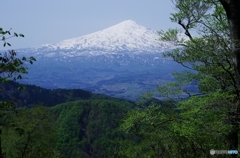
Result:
[30, 56, 36, 61]
[17, 75, 22, 79]
[18, 85, 25, 90]
[14, 32, 18, 37]
[19, 34, 24, 37]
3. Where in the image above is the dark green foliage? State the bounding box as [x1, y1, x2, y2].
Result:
[0, 28, 25, 49]
[0, 81, 132, 107]
[1, 106, 58, 158]
[51, 99, 134, 158]
[0, 28, 35, 112]
[0, 27, 36, 158]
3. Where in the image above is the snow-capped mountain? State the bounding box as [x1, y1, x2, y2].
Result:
[24, 20, 175, 57]
[16, 20, 193, 101]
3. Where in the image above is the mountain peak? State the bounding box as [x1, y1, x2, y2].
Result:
[101, 20, 146, 34]
[34, 20, 175, 55]
[112, 20, 139, 28]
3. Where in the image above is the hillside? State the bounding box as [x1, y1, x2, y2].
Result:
[0, 81, 134, 107]
[51, 99, 135, 157]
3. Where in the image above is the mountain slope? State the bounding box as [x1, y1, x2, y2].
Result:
[15, 20, 192, 100]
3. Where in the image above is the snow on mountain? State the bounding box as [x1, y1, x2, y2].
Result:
[14, 20, 192, 101]
[32, 20, 175, 55]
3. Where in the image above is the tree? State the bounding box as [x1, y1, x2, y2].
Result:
[119, 97, 233, 157]
[119, 0, 240, 157]
[0, 27, 36, 158]
[1, 106, 58, 158]
[218, 0, 240, 154]
[157, 0, 240, 155]
[0, 27, 36, 83]
[219, 0, 240, 86]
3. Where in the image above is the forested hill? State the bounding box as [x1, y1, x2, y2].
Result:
[0, 81, 135, 107]
[1, 83, 137, 158]
[50, 99, 135, 157]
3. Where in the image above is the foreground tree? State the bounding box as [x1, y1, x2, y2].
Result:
[0, 27, 35, 158]
[119, 99, 231, 157]
[0, 27, 35, 83]
[158, 0, 240, 154]
[219, 0, 240, 84]
[219, 0, 240, 153]
[2, 106, 58, 158]
[120, 0, 240, 157]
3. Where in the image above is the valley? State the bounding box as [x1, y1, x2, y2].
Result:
[17, 52, 191, 100]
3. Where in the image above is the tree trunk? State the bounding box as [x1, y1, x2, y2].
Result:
[0, 129, 4, 158]
[219, 0, 240, 156]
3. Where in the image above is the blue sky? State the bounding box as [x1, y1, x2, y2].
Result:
[1, 0, 178, 49]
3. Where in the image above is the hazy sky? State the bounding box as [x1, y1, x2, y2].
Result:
[1, 1, 178, 49]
